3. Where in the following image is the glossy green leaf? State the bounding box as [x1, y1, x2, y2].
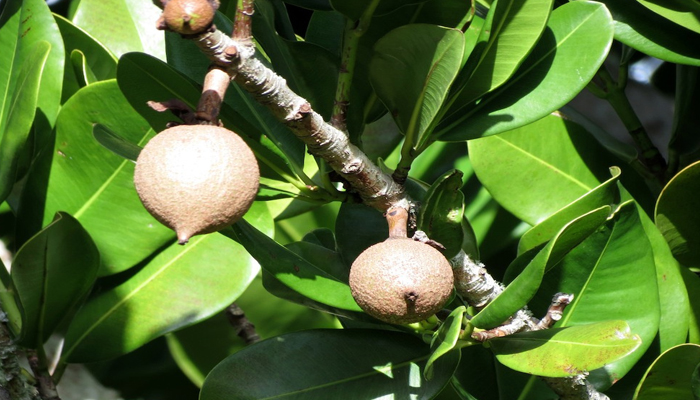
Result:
[438, 1, 614, 140]
[0, 0, 64, 125]
[469, 113, 617, 225]
[61, 204, 271, 363]
[11, 212, 99, 347]
[167, 276, 338, 387]
[529, 202, 660, 389]
[683, 266, 700, 345]
[200, 329, 460, 400]
[637, 0, 700, 34]
[418, 170, 466, 259]
[285, 241, 349, 283]
[93, 123, 142, 162]
[370, 24, 464, 148]
[71, 0, 165, 59]
[425, 306, 466, 380]
[518, 167, 621, 254]
[54, 14, 117, 101]
[446, 0, 553, 109]
[451, 344, 501, 400]
[226, 218, 362, 312]
[656, 161, 700, 268]
[491, 320, 641, 378]
[0, 41, 50, 203]
[69, 49, 96, 89]
[599, 0, 700, 66]
[634, 344, 700, 399]
[472, 206, 611, 330]
[37, 80, 173, 275]
[116, 52, 302, 185]
[639, 205, 690, 352]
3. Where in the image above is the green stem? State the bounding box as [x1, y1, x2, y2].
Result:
[331, 0, 382, 131]
[596, 66, 667, 184]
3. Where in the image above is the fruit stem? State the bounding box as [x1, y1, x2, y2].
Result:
[196, 66, 230, 124]
[386, 206, 408, 238]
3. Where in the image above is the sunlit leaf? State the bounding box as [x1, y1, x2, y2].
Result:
[424, 306, 465, 379]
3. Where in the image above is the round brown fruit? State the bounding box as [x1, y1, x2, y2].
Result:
[349, 238, 454, 324]
[134, 125, 259, 244]
[162, 0, 217, 35]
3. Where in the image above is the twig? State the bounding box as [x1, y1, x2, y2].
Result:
[225, 303, 260, 345]
[26, 348, 59, 400]
[195, 66, 230, 124]
[541, 375, 610, 400]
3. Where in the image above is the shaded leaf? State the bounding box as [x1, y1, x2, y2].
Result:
[491, 320, 641, 378]
[0, 41, 50, 203]
[637, 0, 700, 34]
[335, 202, 388, 266]
[225, 219, 362, 312]
[472, 206, 611, 330]
[166, 276, 338, 387]
[418, 170, 466, 259]
[634, 344, 700, 399]
[438, 1, 614, 140]
[370, 24, 464, 148]
[61, 204, 270, 362]
[668, 65, 700, 158]
[12, 212, 99, 346]
[656, 160, 700, 268]
[200, 329, 459, 399]
[331, 0, 429, 21]
[92, 123, 142, 162]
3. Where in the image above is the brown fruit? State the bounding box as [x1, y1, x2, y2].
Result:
[162, 0, 217, 35]
[349, 238, 454, 324]
[134, 125, 259, 244]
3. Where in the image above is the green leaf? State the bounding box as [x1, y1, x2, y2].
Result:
[438, 1, 614, 140]
[634, 344, 700, 399]
[446, 0, 553, 109]
[61, 204, 270, 363]
[0, 0, 64, 126]
[599, 0, 700, 66]
[116, 52, 302, 185]
[30, 80, 173, 275]
[451, 344, 501, 400]
[200, 329, 460, 399]
[425, 306, 466, 380]
[0, 41, 50, 203]
[637, 0, 700, 34]
[472, 206, 611, 330]
[683, 266, 700, 344]
[54, 14, 117, 101]
[166, 276, 338, 387]
[370, 24, 464, 148]
[285, 241, 349, 283]
[92, 123, 142, 162]
[491, 320, 641, 378]
[468, 113, 617, 225]
[418, 170, 466, 259]
[71, 0, 165, 59]
[518, 167, 621, 254]
[656, 160, 700, 268]
[529, 202, 660, 389]
[225, 219, 362, 312]
[639, 205, 690, 352]
[11, 212, 99, 347]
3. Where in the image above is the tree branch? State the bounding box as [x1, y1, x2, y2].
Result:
[0, 311, 39, 400]
[225, 303, 260, 345]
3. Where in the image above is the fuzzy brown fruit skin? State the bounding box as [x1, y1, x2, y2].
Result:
[134, 125, 259, 244]
[349, 238, 454, 324]
[162, 0, 217, 35]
